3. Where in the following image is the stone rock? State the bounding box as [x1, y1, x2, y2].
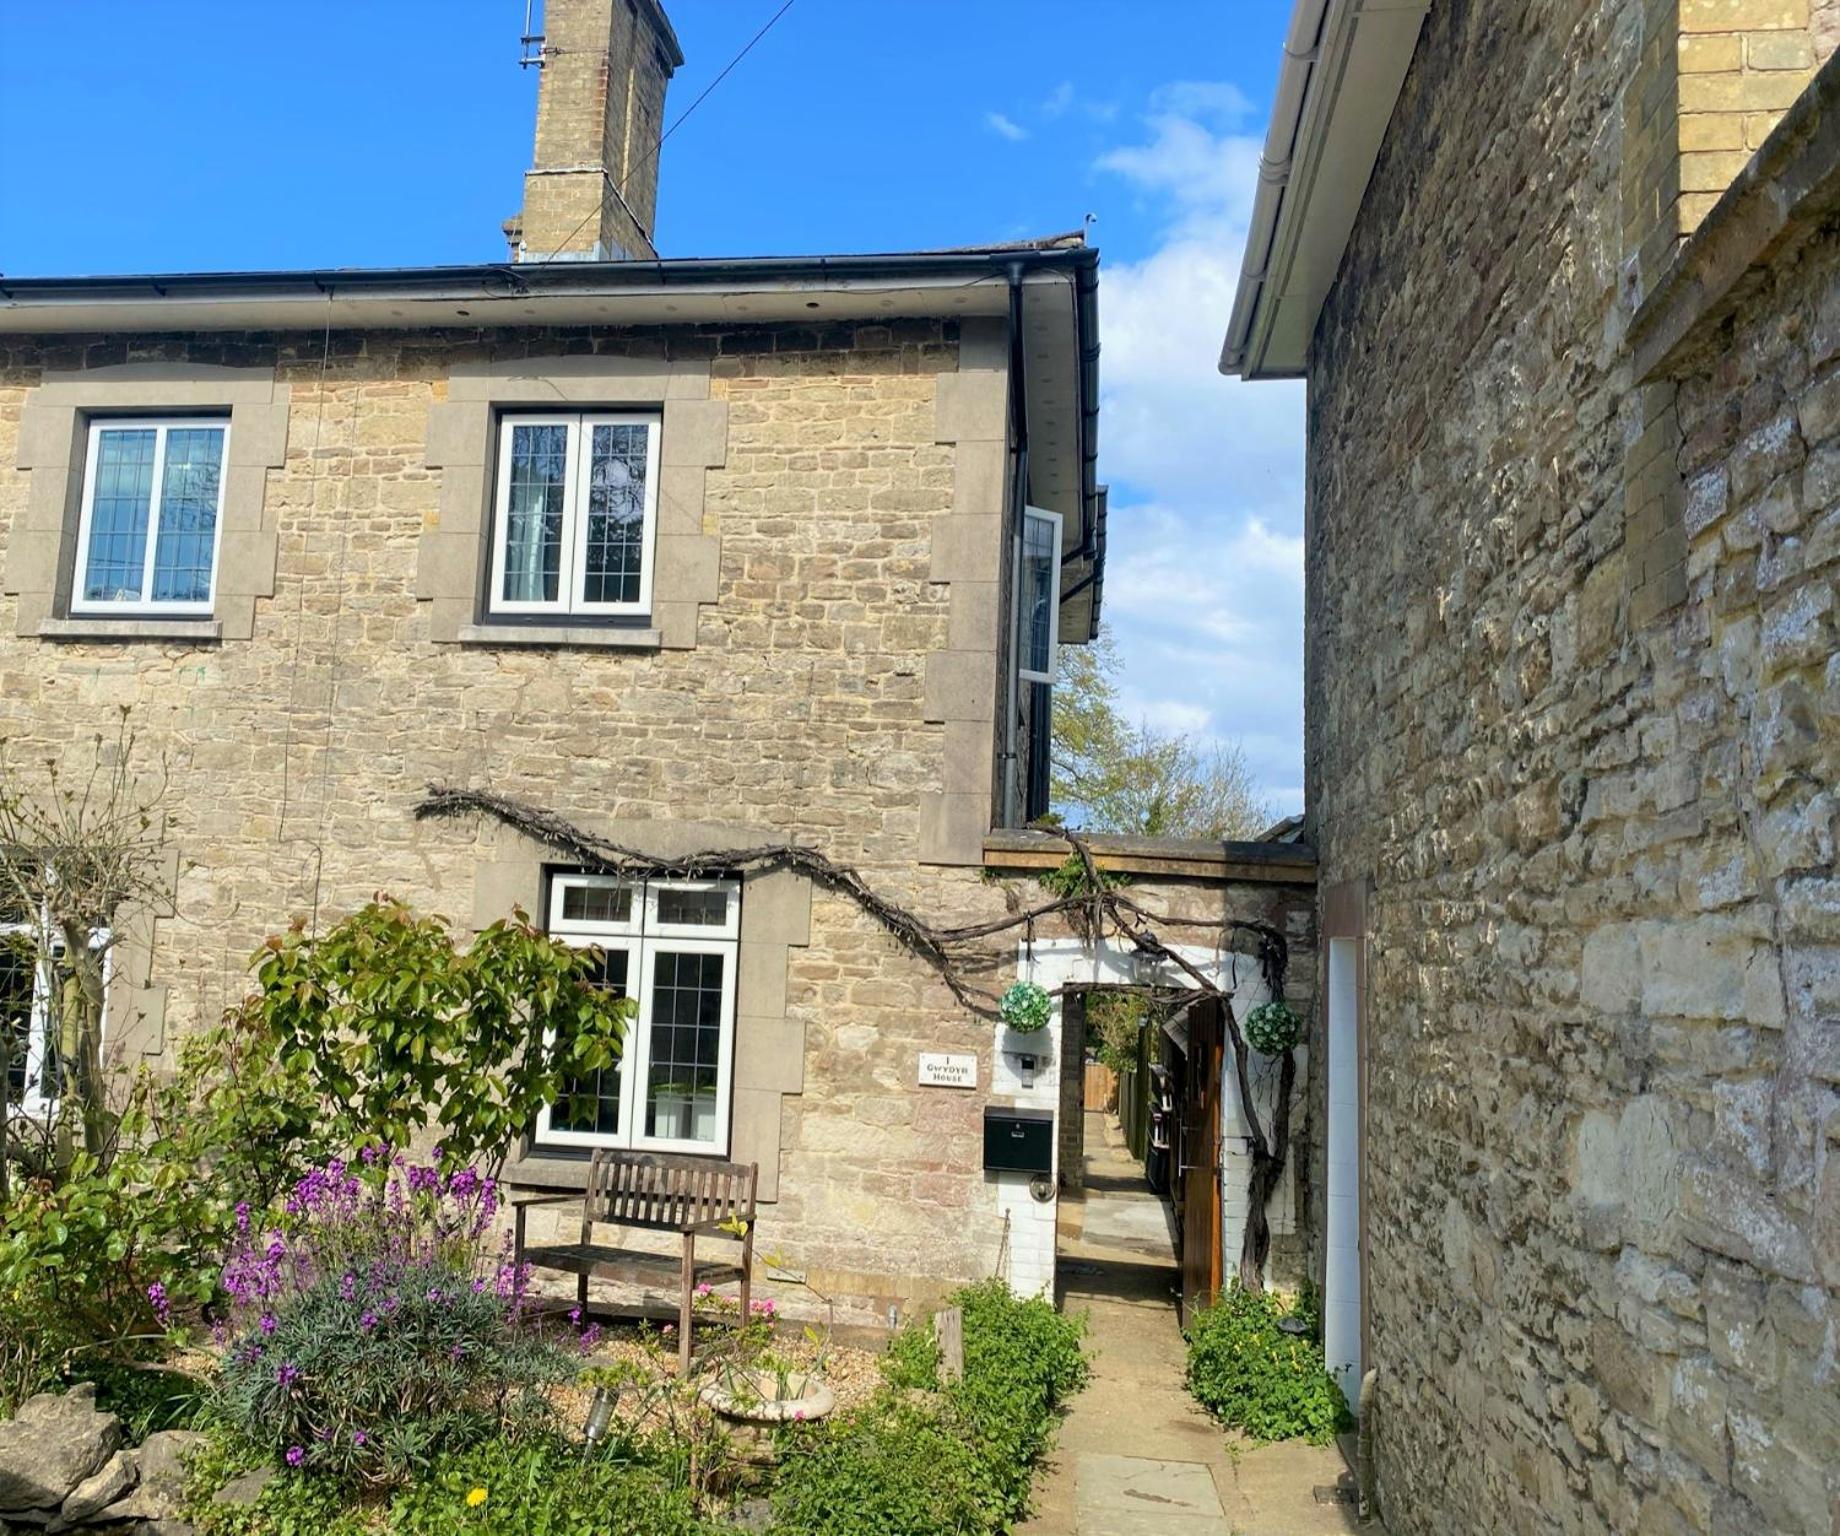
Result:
[92, 1430, 208, 1526]
[58, 1450, 136, 1524]
[207, 1466, 274, 1509]
[0, 1386, 123, 1512]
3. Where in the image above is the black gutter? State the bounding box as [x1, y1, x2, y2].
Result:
[0, 247, 1092, 306]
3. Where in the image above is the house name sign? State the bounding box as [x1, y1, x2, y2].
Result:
[917, 1052, 978, 1089]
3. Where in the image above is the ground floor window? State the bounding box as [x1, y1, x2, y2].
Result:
[534, 873, 739, 1156]
[0, 912, 103, 1118]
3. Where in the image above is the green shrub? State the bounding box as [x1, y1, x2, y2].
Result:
[186, 1428, 715, 1536]
[878, 1319, 939, 1391]
[777, 1280, 1087, 1536]
[390, 1433, 715, 1536]
[1183, 1285, 1350, 1444]
[770, 1394, 993, 1536]
[949, 1279, 1087, 1521]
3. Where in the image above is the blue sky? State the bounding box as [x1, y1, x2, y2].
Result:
[0, 0, 1308, 814]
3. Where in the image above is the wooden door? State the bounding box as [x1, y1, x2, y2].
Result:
[1179, 998, 1224, 1322]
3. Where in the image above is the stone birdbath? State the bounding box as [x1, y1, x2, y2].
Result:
[699, 1369, 836, 1464]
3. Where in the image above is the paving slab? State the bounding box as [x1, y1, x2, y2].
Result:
[1074, 1453, 1229, 1535]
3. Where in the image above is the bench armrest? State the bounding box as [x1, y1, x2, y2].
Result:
[510, 1193, 580, 1209]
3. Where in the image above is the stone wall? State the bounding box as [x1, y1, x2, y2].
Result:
[0, 317, 1026, 1318]
[1306, 4, 1838, 1532]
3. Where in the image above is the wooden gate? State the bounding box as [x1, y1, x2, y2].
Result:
[1178, 997, 1224, 1322]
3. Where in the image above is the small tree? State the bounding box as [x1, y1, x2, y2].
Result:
[245, 898, 631, 1175]
[1051, 633, 1272, 839]
[0, 717, 171, 1189]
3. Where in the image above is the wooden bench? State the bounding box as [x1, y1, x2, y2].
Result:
[512, 1149, 758, 1373]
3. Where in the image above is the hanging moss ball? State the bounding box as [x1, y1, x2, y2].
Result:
[1243, 1000, 1302, 1055]
[999, 980, 1053, 1033]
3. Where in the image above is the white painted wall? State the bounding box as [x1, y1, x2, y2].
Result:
[1324, 936, 1363, 1408]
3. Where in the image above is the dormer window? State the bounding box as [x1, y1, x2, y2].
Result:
[72, 419, 228, 615]
[488, 413, 660, 619]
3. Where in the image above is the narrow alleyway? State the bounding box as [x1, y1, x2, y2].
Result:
[1019, 1113, 1371, 1536]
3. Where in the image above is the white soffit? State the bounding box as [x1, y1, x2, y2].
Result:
[1221, 0, 1430, 379]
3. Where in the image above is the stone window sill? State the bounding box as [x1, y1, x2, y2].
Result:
[37, 616, 223, 643]
[456, 623, 661, 650]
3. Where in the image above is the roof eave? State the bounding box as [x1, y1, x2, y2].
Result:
[1220, 0, 1429, 380]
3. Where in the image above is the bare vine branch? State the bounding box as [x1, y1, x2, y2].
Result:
[413, 784, 1301, 1289]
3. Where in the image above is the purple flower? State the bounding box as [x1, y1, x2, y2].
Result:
[353, 1430, 368, 1446]
[276, 1363, 300, 1388]
[286, 1446, 304, 1467]
[259, 1314, 277, 1336]
[360, 1311, 378, 1331]
[146, 1282, 171, 1326]
[339, 1273, 357, 1301]
[235, 1202, 251, 1233]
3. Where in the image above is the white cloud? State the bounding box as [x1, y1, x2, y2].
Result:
[984, 111, 1028, 142]
[1091, 83, 1307, 816]
[1042, 81, 1076, 118]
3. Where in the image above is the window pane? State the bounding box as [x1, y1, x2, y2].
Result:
[580, 423, 649, 605]
[643, 950, 723, 1144]
[551, 948, 630, 1137]
[84, 429, 158, 602]
[502, 424, 569, 603]
[1023, 513, 1057, 676]
[151, 427, 225, 603]
[560, 883, 633, 924]
[0, 942, 33, 1101]
[655, 886, 729, 928]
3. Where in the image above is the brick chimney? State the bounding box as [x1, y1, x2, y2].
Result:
[505, 0, 683, 262]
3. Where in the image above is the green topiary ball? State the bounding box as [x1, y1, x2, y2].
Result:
[998, 981, 1053, 1033]
[1243, 1000, 1301, 1055]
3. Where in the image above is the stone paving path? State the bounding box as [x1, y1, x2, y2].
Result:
[1017, 1113, 1376, 1536]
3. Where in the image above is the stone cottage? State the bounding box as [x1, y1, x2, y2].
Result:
[0, 0, 1312, 1323]
[1225, 2, 1840, 1532]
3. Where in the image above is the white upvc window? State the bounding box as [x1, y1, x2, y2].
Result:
[536, 874, 740, 1156]
[488, 413, 661, 619]
[72, 417, 229, 615]
[1019, 505, 1063, 684]
[0, 912, 106, 1119]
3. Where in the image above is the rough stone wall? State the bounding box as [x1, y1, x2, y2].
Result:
[1306, 4, 1838, 1533]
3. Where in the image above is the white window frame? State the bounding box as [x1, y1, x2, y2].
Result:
[1019, 505, 1063, 684]
[71, 416, 230, 616]
[0, 912, 108, 1120]
[533, 874, 739, 1155]
[487, 412, 661, 620]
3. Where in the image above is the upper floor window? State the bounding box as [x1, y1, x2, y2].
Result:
[1019, 506, 1063, 684]
[489, 413, 660, 620]
[73, 418, 228, 615]
[536, 873, 739, 1156]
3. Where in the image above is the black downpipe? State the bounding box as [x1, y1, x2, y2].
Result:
[1000, 261, 1031, 828]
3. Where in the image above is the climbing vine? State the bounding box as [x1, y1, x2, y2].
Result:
[413, 784, 1300, 1290]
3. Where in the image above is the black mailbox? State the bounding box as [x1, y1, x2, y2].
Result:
[983, 1106, 1054, 1175]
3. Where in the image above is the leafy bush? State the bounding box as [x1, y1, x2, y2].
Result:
[878, 1318, 939, 1392]
[1184, 1284, 1349, 1444]
[212, 1156, 572, 1485]
[770, 1394, 993, 1536]
[245, 900, 631, 1174]
[949, 1279, 1087, 1521]
[390, 1432, 716, 1536]
[776, 1280, 1087, 1536]
[186, 1427, 717, 1536]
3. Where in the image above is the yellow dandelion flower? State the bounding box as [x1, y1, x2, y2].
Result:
[466, 1486, 489, 1508]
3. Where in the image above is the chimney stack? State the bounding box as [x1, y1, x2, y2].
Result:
[505, 0, 683, 262]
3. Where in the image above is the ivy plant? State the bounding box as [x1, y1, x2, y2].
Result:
[246, 900, 630, 1174]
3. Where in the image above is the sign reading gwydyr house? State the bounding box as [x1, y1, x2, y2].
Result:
[918, 1052, 978, 1089]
